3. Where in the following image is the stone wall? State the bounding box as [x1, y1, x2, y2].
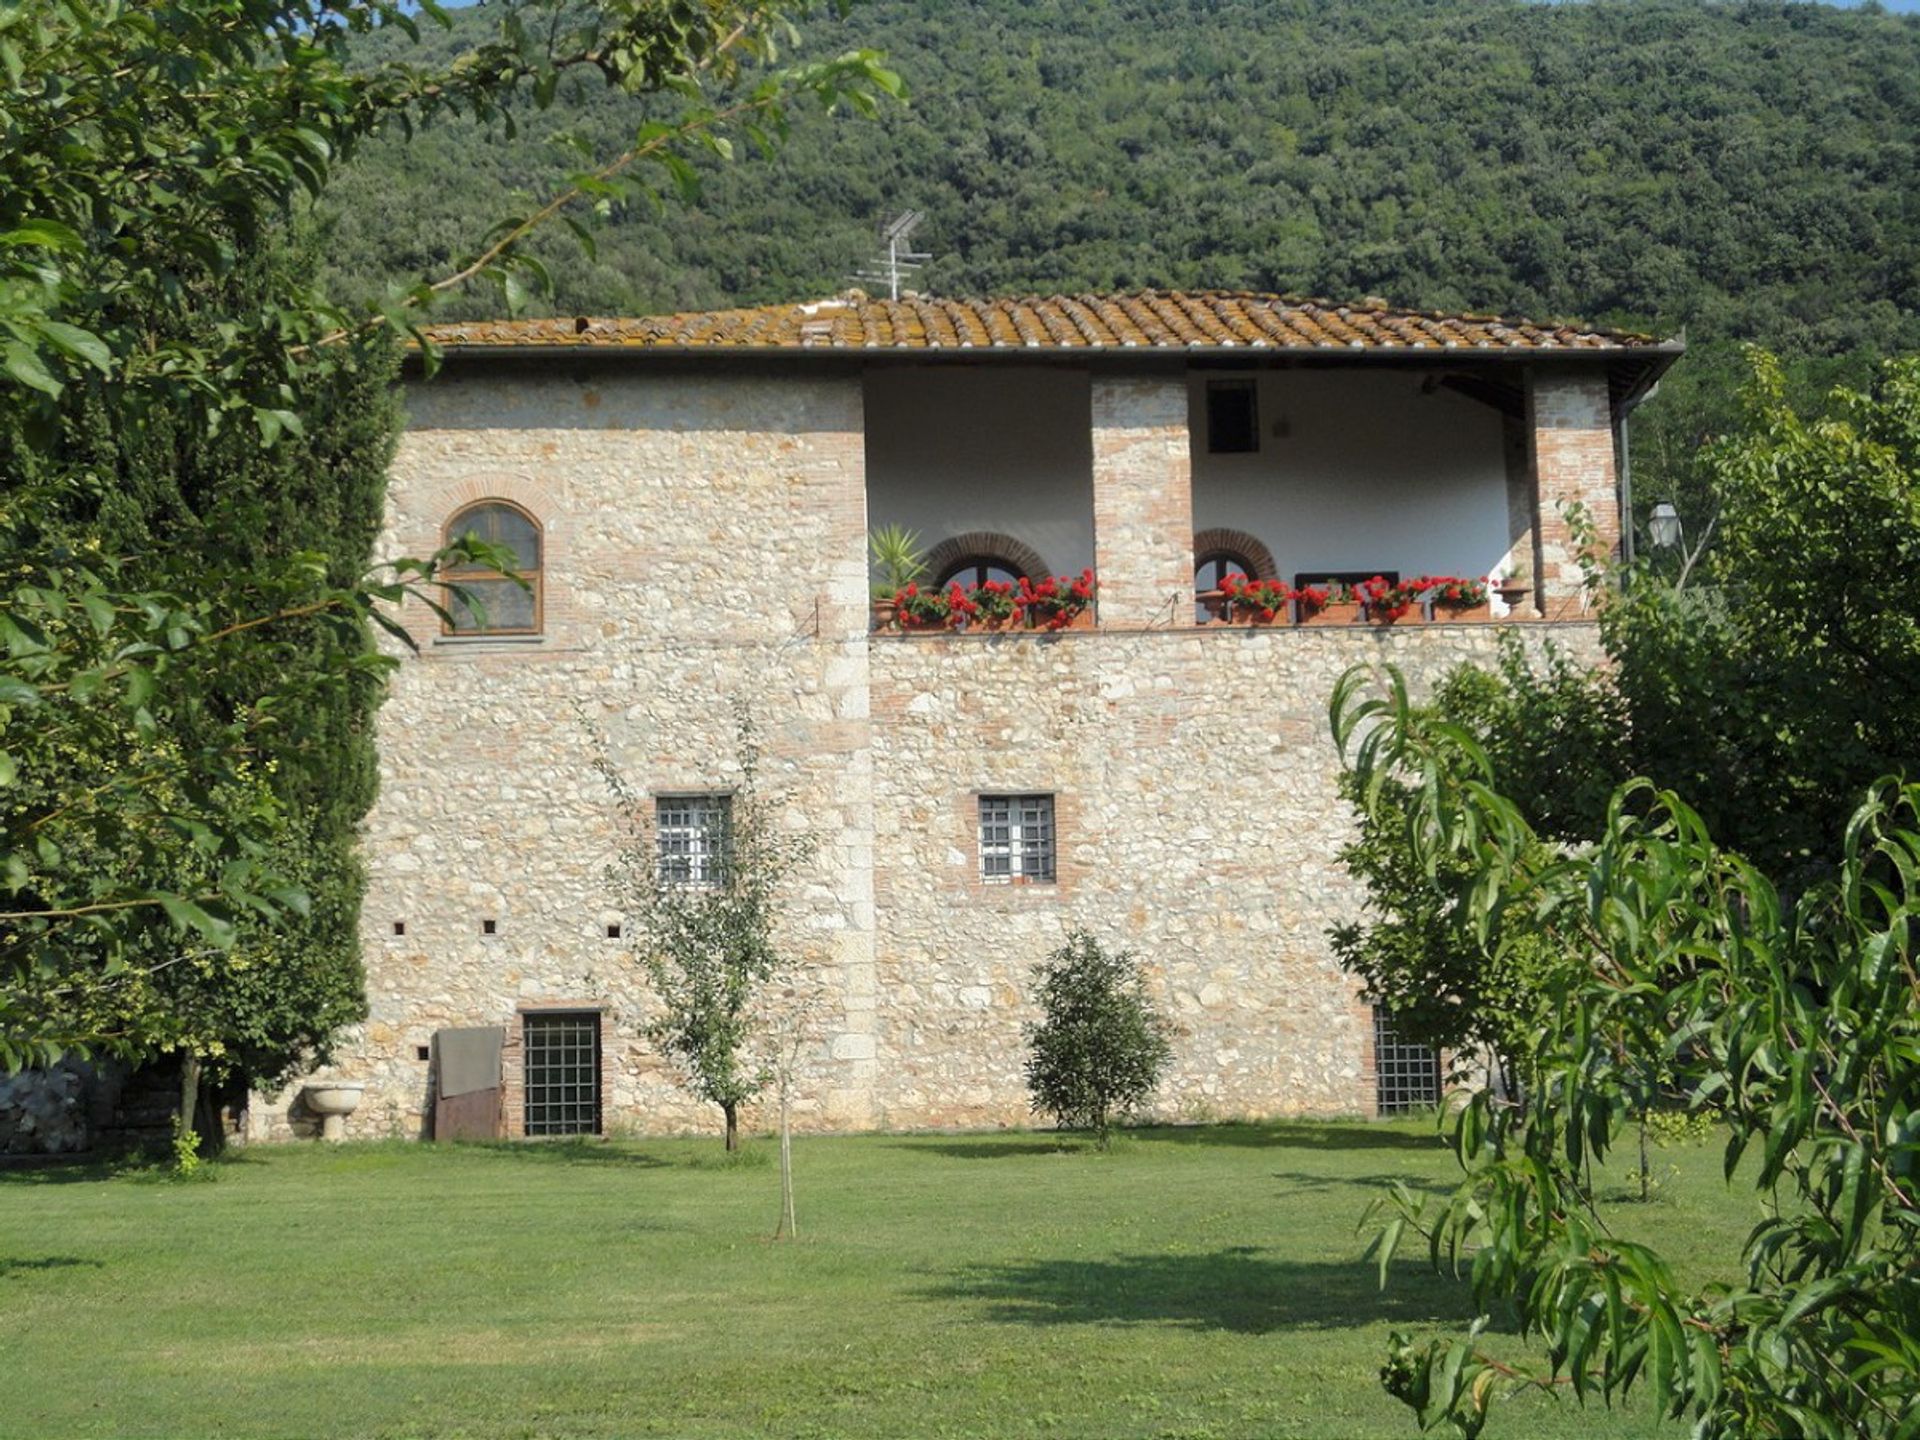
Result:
[0, 1065, 91, 1155]
[865, 623, 1597, 1129]
[249, 366, 877, 1141]
[244, 359, 1617, 1143]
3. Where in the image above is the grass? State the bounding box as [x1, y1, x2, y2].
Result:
[0, 1119, 1749, 1439]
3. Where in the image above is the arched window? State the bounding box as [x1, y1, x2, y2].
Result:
[923, 532, 1050, 591]
[443, 501, 542, 635]
[1191, 527, 1278, 622]
[938, 557, 1025, 590]
[1193, 550, 1259, 595]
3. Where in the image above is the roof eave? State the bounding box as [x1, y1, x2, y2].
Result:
[412, 339, 1685, 367]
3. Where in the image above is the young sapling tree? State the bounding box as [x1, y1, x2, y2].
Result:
[1023, 931, 1172, 1149]
[597, 705, 813, 1151]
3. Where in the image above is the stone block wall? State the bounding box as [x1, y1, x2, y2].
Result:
[865, 624, 1595, 1129]
[248, 367, 878, 1142]
[243, 359, 1620, 1144]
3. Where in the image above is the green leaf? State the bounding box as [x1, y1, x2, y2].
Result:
[0, 219, 83, 251]
[36, 321, 111, 374]
[155, 895, 236, 947]
[4, 340, 61, 397]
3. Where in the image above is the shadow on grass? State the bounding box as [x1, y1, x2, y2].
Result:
[895, 1121, 1448, 1161]
[1132, 1122, 1446, 1153]
[0, 1147, 268, 1187]
[0, 1256, 103, 1280]
[889, 1137, 1090, 1160]
[459, 1139, 671, 1169]
[929, 1249, 1485, 1335]
[1268, 1169, 1458, 1197]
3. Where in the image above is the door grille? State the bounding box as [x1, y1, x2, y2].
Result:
[1373, 1007, 1441, 1115]
[523, 1012, 601, 1136]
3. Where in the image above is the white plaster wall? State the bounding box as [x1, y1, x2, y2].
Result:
[1190, 370, 1512, 582]
[864, 366, 1095, 579]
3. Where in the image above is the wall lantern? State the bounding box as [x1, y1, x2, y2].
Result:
[1648, 501, 1683, 550]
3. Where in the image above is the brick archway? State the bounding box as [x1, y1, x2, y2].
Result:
[1192, 526, 1277, 580]
[923, 531, 1051, 585]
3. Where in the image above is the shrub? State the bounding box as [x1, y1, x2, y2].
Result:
[1023, 931, 1172, 1148]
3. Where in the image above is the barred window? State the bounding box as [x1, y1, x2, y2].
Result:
[656, 794, 730, 886]
[1373, 1006, 1442, 1115]
[979, 794, 1056, 885]
[523, 1012, 601, 1137]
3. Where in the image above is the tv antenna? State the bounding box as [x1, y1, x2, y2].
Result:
[849, 211, 931, 300]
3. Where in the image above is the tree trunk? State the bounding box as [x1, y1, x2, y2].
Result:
[1639, 1109, 1651, 1203]
[723, 1101, 738, 1152]
[176, 1054, 202, 1166]
[774, 1080, 797, 1241]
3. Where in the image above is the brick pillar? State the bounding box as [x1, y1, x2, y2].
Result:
[1091, 375, 1194, 628]
[1527, 368, 1619, 620]
[813, 381, 878, 1129]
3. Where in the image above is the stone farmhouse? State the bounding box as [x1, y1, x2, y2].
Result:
[251, 289, 1681, 1143]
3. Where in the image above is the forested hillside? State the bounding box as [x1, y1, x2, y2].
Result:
[323, 0, 1920, 511]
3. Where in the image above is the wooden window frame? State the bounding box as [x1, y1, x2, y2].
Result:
[442, 499, 544, 637]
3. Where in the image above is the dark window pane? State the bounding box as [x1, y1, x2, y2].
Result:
[1206, 382, 1258, 454]
[448, 577, 536, 633]
[1195, 554, 1255, 590]
[938, 558, 1029, 589]
[490, 507, 541, 570]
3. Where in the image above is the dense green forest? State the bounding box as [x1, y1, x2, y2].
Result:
[324, 0, 1920, 517]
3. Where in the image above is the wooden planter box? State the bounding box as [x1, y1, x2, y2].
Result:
[883, 608, 1095, 634]
[1364, 604, 1427, 626]
[1429, 600, 1494, 624]
[1299, 600, 1364, 627]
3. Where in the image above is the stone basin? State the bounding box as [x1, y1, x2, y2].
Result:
[302, 1081, 365, 1141]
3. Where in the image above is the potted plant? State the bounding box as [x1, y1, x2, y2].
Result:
[1300, 582, 1363, 627]
[869, 524, 927, 629]
[1358, 575, 1426, 624]
[1423, 574, 1491, 623]
[1018, 569, 1097, 631]
[1219, 573, 1289, 625]
[890, 581, 950, 631]
[965, 578, 1020, 631]
[1493, 557, 1533, 613]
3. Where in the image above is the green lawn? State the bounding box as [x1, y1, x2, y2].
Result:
[0, 1121, 1747, 1439]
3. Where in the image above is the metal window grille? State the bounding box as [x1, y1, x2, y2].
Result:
[523, 1012, 601, 1136]
[656, 794, 730, 886]
[979, 794, 1056, 884]
[1373, 1006, 1442, 1115]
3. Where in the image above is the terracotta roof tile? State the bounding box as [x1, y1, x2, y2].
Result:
[422, 290, 1669, 355]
